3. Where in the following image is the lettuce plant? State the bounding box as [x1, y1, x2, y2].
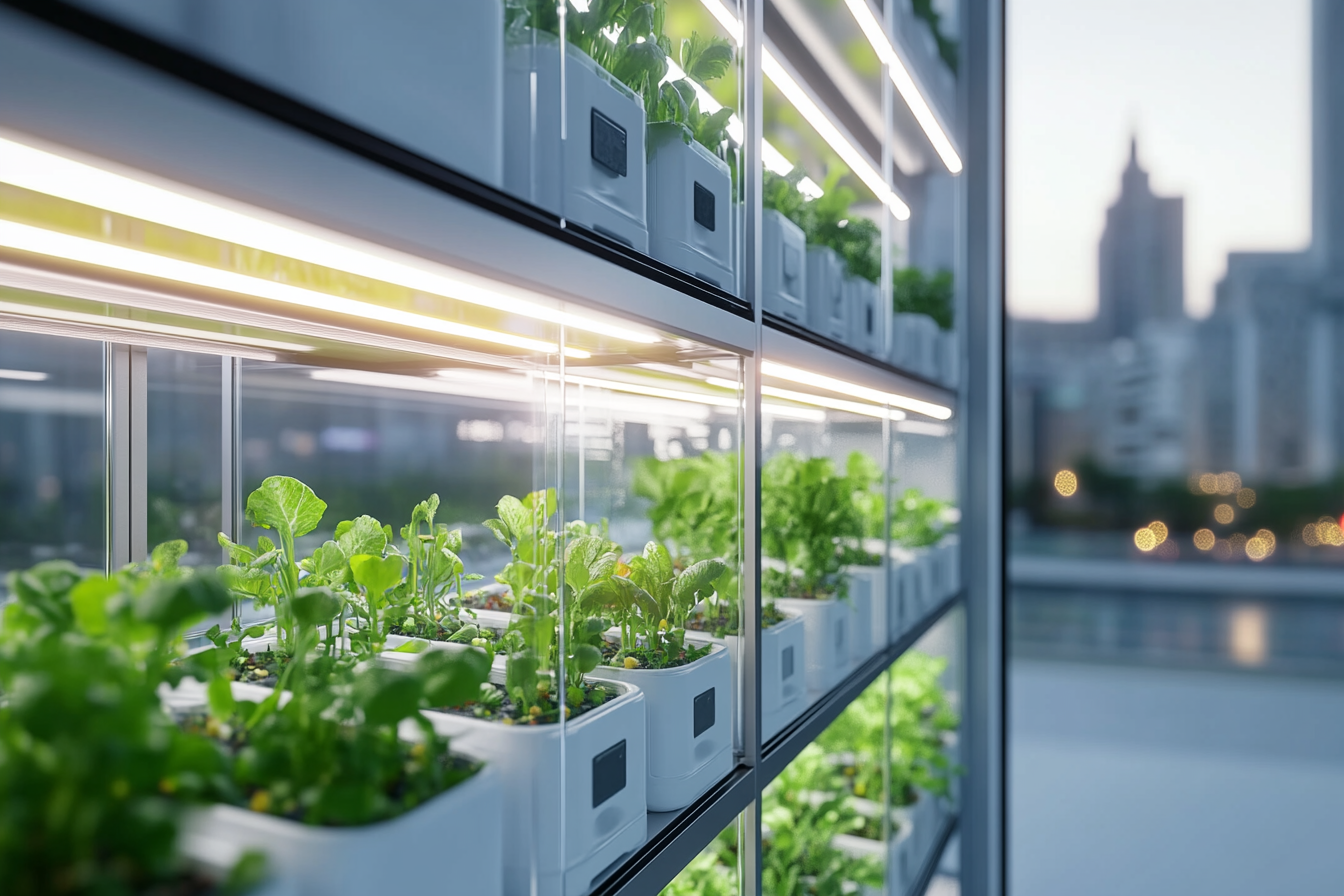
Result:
[0, 558, 267, 895]
[891, 487, 956, 548]
[648, 32, 736, 155]
[760, 453, 872, 600]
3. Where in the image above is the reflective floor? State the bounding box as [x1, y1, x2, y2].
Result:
[1010, 587, 1344, 896]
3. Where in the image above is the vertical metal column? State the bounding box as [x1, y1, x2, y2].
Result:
[221, 356, 241, 615]
[960, 1, 1006, 895]
[741, 0, 765, 892]
[106, 343, 146, 570]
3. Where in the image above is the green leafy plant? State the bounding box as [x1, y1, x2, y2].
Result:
[894, 266, 954, 330]
[761, 744, 883, 895]
[659, 824, 739, 896]
[648, 31, 736, 155]
[509, 0, 671, 100]
[761, 453, 874, 600]
[0, 557, 267, 895]
[394, 494, 484, 640]
[891, 487, 955, 548]
[764, 169, 881, 284]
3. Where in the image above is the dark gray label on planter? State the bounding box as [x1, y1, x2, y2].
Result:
[694, 182, 716, 231]
[591, 109, 627, 177]
[592, 740, 627, 808]
[693, 687, 716, 737]
[866, 305, 874, 334]
[782, 645, 795, 680]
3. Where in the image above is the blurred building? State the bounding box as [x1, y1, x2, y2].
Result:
[1192, 0, 1344, 484]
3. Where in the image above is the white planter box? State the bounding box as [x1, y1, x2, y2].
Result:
[646, 122, 735, 291]
[702, 609, 806, 747]
[832, 826, 916, 896]
[889, 558, 923, 642]
[762, 209, 807, 322]
[890, 313, 940, 378]
[806, 245, 848, 342]
[505, 29, 649, 252]
[775, 596, 850, 699]
[75, 0, 505, 189]
[180, 684, 504, 896]
[588, 640, 733, 811]
[846, 565, 888, 656]
[937, 328, 960, 388]
[845, 276, 881, 356]
[408, 663, 648, 896]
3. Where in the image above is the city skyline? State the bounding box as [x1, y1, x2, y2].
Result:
[1007, 0, 1312, 322]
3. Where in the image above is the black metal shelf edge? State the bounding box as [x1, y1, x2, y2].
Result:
[589, 765, 756, 896]
[3, 0, 753, 321]
[907, 813, 958, 896]
[759, 589, 965, 783]
[763, 312, 957, 394]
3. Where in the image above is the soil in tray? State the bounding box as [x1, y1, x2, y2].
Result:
[435, 680, 616, 725]
[230, 648, 288, 687]
[388, 618, 499, 646]
[457, 588, 513, 612]
[686, 601, 788, 638]
[598, 637, 711, 670]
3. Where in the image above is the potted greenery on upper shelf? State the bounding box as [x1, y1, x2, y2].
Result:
[645, 30, 738, 291]
[504, 0, 665, 251]
[763, 452, 876, 698]
[585, 540, 734, 811]
[633, 450, 807, 745]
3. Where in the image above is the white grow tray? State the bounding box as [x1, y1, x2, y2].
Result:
[505, 28, 649, 252]
[74, 0, 506, 189]
[588, 638, 733, 811]
[806, 245, 848, 342]
[762, 209, 807, 322]
[775, 595, 850, 700]
[646, 122, 735, 291]
[398, 660, 648, 896]
[696, 607, 807, 747]
[845, 565, 888, 659]
[177, 682, 504, 896]
[845, 276, 881, 357]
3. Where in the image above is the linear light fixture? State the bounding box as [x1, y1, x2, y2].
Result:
[841, 0, 962, 174]
[0, 136, 658, 346]
[564, 373, 740, 410]
[0, 297, 313, 354]
[710, 376, 906, 420]
[0, 219, 590, 358]
[761, 359, 952, 419]
[694, 1, 890, 211]
[0, 368, 48, 381]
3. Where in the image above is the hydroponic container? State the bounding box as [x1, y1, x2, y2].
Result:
[763, 208, 808, 322]
[846, 276, 881, 357]
[646, 122, 735, 290]
[806, 246, 848, 342]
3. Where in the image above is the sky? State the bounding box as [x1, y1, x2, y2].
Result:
[1007, 0, 1313, 321]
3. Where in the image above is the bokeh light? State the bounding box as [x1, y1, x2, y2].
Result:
[1054, 469, 1078, 497]
[1193, 528, 1215, 550]
[1217, 472, 1242, 495]
[1228, 533, 1248, 554]
[1213, 539, 1233, 560]
[1236, 488, 1256, 508]
[1303, 524, 1320, 546]
[1134, 527, 1157, 551]
[1255, 529, 1276, 552]
[1198, 473, 1218, 494]
[1148, 521, 1168, 544]
[1246, 537, 1268, 561]
[1214, 503, 1234, 525]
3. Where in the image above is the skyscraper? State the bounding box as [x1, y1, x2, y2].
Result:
[1096, 138, 1186, 340]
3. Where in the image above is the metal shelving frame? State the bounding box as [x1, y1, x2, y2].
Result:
[0, 1, 1004, 894]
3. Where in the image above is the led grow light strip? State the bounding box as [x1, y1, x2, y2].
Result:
[0, 137, 658, 346]
[563, 373, 740, 410]
[841, 0, 962, 174]
[0, 368, 48, 381]
[0, 219, 589, 358]
[709, 376, 905, 420]
[0, 297, 313, 354]
[761, 359, 951, 419]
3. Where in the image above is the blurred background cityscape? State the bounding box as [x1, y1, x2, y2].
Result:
[1009, 0, 1344, 893]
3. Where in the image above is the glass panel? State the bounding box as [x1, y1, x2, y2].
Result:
[661, 817, 741, 896]
[0, 330, 105, 587]
[146, 348, 222, 568]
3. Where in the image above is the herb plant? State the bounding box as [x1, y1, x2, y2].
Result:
[891, 487, 955, 548]
[0, 558, 267, 895]
[760, 453, 872, 600]
[648, 31, 736, 155]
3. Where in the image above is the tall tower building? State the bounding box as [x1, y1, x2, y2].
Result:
[1096, 139, 1186, 340]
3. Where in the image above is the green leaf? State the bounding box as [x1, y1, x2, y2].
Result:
[356, 669, 422, 727]
[571, 642, 602, 674]
[336, 515, 388, 559]
[496, 494, 530, 542]
[350, 554, 403, 598]
[217, 532, 257, 564]
[207, 674, 236, 719]
[392, 639, 429, 653]
[135, 575, 232, 631]
[245, 476, 326, 539]
[290, 586, 343, 629]
[69, 574, 118, 636]
[150, 539, 188, 574]
[420, 649, 491, 708]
